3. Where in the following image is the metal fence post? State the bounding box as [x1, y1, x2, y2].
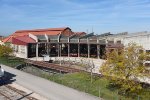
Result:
[99, 86, 101, 98]
[84, 85, 86, 92]
[32, 66, 33, 73]
[116, 90, 118, 100]
[138, 95, 140, 100]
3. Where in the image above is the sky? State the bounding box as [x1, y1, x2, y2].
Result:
[0, 0, 150, 36]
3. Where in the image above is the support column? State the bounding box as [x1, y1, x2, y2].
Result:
[78, 44, 80, 57]
[36, 43, 39, 61]
[60, 44, 62, 57]
[48, 43, 51, 57]
[46, 43, 49, 55]
[97, 44, 100, 59]
[68, 43, 70, 57]
[57, 44, 60, 57]
[26, 44, 28, 58]
[88, 44, 90, 58]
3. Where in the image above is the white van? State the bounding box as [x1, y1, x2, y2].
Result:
[0, 66, 4, 78]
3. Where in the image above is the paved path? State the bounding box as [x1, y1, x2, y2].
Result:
[2, 65, 100, 100]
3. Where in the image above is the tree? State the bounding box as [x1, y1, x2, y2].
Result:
[100, 43, 150, 95]
[0, 45, 13, 57]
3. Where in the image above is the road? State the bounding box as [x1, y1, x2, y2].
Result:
[2, 65, 100, 100]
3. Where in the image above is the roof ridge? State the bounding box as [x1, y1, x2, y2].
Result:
[12, 37, 26, 43]
[15, 27, 68, 33]
[13, 36, 36, 43]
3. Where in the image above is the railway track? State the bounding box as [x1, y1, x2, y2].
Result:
[0, 84, 37, 100]
[26, 60, 82, 73]
[25, 60, 103, 77]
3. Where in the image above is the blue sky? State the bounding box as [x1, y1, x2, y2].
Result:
[0, 0, 150, 36]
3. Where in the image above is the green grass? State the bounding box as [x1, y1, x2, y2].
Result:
[0, 56, 25, 67]
[0, 57, 149, 100]
[41, 72, 150, 100]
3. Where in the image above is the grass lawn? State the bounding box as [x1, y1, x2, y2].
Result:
[0, 57, 149, 100]
[0, 56, 25, 67]
[41, 72, 150, 100]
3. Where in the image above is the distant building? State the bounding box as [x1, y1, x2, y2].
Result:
[0, 36, 4, 40]
[105, 31, 150, 52]
[0, 35, 5, 45]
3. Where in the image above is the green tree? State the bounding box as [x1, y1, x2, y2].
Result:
[0, 45, 13, 57]
[100, 43, 150, 96]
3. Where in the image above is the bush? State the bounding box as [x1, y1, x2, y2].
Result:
[0, 45, 13, 57]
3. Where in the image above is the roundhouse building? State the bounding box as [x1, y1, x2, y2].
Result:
[3, 27, 107, 59]
[2, 27, 150, 66]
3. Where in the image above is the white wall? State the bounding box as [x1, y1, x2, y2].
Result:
[123, 33, 150, 50]
[12, 44, 28, 58]
[105, 32, 150, 50]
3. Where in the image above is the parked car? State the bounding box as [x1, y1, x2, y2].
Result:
[0, 66, 4, 78]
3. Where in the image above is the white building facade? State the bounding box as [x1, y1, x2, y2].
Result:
[105, 31, 150, 51]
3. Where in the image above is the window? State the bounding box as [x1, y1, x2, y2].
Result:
[31, 44, 36, 52]
[139, 49, 143, 53]
[146, 50, 150, 54]
[20, 46, 25, 53]
[116, 40, 121, 44]
[145, 63, 150, 67]
[15, 45, 18, 52]
[108, 40, 114, 43]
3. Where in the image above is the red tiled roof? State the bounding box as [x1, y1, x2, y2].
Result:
[2, 36, 13, 43]
[12, 27, 69, 36]
[3, 27, 71, 43]
[12, 36, 36, 45]
[15, 27, 68, 33]
[15, 36, 36, 43]
[13, 31, 62, 36]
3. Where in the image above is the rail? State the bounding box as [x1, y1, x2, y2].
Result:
[26, 60, 82, 73]
[0, 85, 37, 100]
